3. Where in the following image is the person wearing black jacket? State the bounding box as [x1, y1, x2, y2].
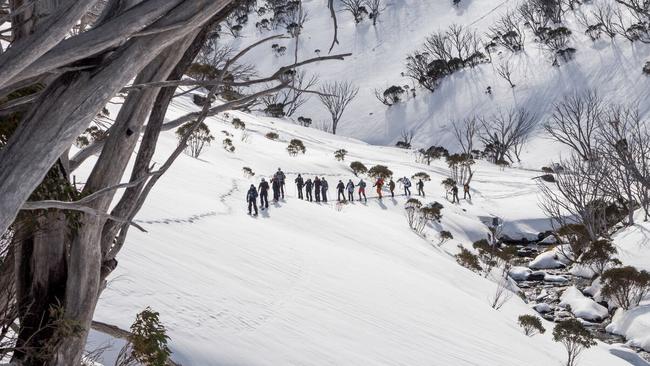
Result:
[295, 174, 304, 200]
[258, 178, 270, 209]
[336, 180, 346, 202]
[314, 176, 322, 202]
[321, 177, 329, 202]
[271, 177, 280, 202]
[305, 178, 313, 202]
[246, 184, 259, 216]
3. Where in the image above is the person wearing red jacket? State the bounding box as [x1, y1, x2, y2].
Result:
[374, 177, 384, 199]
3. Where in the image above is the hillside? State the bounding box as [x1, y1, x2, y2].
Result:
[78, 94, 647, 365]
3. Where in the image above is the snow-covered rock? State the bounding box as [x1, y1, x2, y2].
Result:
[534, 303, 553, 313]
[606, 306, 650, 352]
[544, 274, 569, 283]
[539, 235, 557, 245]
[529, 251, 566, 270]
[508, 266, 532, 281]
[559, 286, 609, 322]
[569, 264, 597, 279]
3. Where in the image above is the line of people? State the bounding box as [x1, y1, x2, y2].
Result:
[246, 168, 434, 215]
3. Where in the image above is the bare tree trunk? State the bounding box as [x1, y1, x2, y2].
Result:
[0, 0, 231, 236]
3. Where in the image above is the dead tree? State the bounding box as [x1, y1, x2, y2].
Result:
[318, 80, 359, 135]
[495, 59, 516, 88]
[364, 0, 383, 25]
[479, 108, 538, 163]
[545, 91, 603, 162]
[451, 116, 479, 155]
[341, 0, 367, 23]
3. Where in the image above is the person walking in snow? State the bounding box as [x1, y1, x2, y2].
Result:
[275, 168, 286, 199]
[295, 174, 304, 200]
[321, 177, 329, 202]
[374, 177, 384, 199]
[346, 179, 355, 202]
[357, 179, 367, 202]
[305, 178, 313, 202]
[451, 184, 459, 204]
[463, 183, 471, 200]
[271, 177, 280, 202]
[314, 176, 322, 202]
[389, 178, 396, 198]
[336, 180, 346, 202]
[402, 176, 411, 196]
[258, 178, 270, 209]
[417, 179, 425, 197]
[246, 184, 259, 216]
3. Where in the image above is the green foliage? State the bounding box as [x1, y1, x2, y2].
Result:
[368, 165, 393, 179]
[265, 103, 286, 117]
[287, 139, 306, 156]
[75, 125, 106, 148]
[232, 118, 246, 130]
[581, 239, 621, 276]
[472, 240, 517, 276]
[129, 307, 172, 366]
[297, 116, 312, 127]
[518, 315, 545, 336]
[350, 161, 368, 176]
[223, 138, 235, 153]
[176, 121, 215, 158]
[553, 319, 596, 366]
[441, 178, 456, 190]
[186, 63, 220, 80]
[334, 149, 348, 161]
[601, 266, 650, 309]
[265, 131, 279, 140]
[412, 172, 431, 181]
[455, 245, 482, 273]
[439, 230, 454, 245]
[417, 145, 449, 165]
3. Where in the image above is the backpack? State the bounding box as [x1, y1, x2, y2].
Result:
[404, 179, 411, 187]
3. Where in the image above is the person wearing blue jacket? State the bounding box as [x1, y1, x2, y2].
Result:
[247, 184, 259, 216]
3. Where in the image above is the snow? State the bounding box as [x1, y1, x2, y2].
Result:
[534, 303, 553, 314]
[607, 307, 650, 352]
[78, 105, 633, 365]
[528, 247, 570, 270]
[559, 286, 609, 322]
[508, 266, 532, 281]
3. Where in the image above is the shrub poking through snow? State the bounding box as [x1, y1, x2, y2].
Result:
[265, 131, 279, 140]
[438, 230, 453, 246]
[350, 161, 368, 176]
[412, 172, 431, 182]
[601, 266, 650, 310]
[455, 245, 482, 273]
[368, 165, 393, 179]
[518, 315, 546, 336]
[580, 239, 621, 276]
[75, 125, 106, 148]
[441, 178, 456, 191]
[334, 149, 348, 161]
[176, 121, 215, 158]
[374, 85, 406, 106]
[553, 319, 596, 366]
[473, 240, 517, 277]
[404, 198, 423, 230]
[297, 116, 312, 127]
[405, 200, 443, 234]
[417, 146, 449, 165]
[643, 61, 650, 75]
[117, 307, 171, 366]
[222, 138, 235, 153]
[232, 118, 246, 130]
[287, 139, 306, 156]
[242, 167, 255, 178]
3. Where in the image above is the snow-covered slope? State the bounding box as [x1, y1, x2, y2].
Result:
[231, 0, 650, 167]
[82, 97, 638, 365]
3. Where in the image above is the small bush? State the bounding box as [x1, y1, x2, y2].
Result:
[456, 245, 482, 273]
[297, 116, 312, 127]
[242, 167, 255, 178]
[265, 131, 279, 140]
[176, 121, 215, 158]
[119, 307, 172, 366]
[350, 161, 368, 176]
[541, 166, 554, 173]
[375, 85, 406, 106]
[439, 230, 453, 246]
[232, 118, 246, 130]
[412, 172, 431, 182]
[222, 138, 235, 153]
[334, 149, 348, 161]
[405, 198, 423, 229]
[368, 165, 393, 179]
[539, 174, 556, 183]
[643, 61, 650, 75]
[75, 125, 106, 148]
[553, 319, 596, 366]
[441, 178, 456, 190]
[287, 139, 306, 156]
[518, 315, 545, 337]
[601, 266, 650, 310]
[581, 239, 621, 276]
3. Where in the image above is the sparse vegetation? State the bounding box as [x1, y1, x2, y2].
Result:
[265, 131, 280, 140]
[601, 266, 650, 310]
[518, 315, 546, 336]
[456, 245, 483, 273]
[553, 319, 596, 366]
[287, 139, 306, 156]
[176, 121, 215, 158]
[350, 161, 368, 176]
[334, 149, 348, 161]
[368, 165, 393, 179]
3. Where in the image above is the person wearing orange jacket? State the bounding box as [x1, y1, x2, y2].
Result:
[373, 177, 384, 199]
